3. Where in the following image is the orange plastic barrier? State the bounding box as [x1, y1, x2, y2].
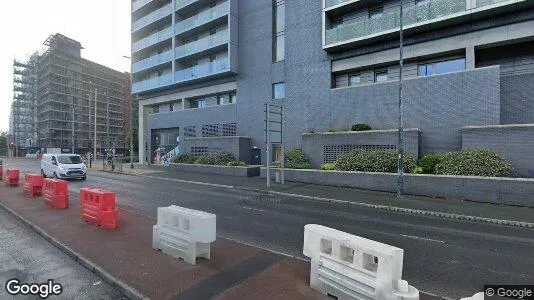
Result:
[5, 169, 19, 187]
[80, 187, 118, 229]
[23, 173, 44, 197]
[43, 178, 69, 209]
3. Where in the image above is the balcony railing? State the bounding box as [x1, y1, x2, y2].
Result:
[175, 29, 229, 58]
[132, 73, 173, 93]
[132, 26, 173, 53]
[132, 50, 174, 73]
[175, 0, 197, 11]
[175, 58, 230, 83]
[132, 0, 151, 12]
[325, 0, 351, 9]
[175, 2, 229, 34]
[325, 0, 467, 45]
[132, 2, 173, 32]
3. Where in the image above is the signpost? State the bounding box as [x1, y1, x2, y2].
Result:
[264, 102, 284, 188]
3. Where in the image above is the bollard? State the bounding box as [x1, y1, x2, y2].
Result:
[80, 187, 118, 229]
[303, 224, 419, 300]
[43, 178, 69, 209]
[153, 205, 216, 265]
[5, 169, 19, 187]
[23, 173, 44, 197]
[0, 165, 3, 181]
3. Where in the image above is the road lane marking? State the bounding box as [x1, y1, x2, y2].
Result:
[400, 234, 445, 244]
[242, 206, 264, 212]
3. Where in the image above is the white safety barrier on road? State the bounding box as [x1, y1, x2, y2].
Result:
[152, 205, 216, 265]
[303, 224, 419, 300]
[460, 292, 484, 300]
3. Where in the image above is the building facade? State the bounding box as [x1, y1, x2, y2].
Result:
[34, 34, 130, 154]
[9, 54, 39, 157]
[134, 0, 534, 172]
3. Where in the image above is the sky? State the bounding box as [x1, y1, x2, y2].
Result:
[0, 0, 131, 132]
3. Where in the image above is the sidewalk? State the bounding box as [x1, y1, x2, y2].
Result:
[130, 164, 534, 225]
[0, 178, 444, 300]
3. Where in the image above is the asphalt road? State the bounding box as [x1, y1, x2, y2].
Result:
[5, 158, 534, 299]
[0, 207, 124, 300]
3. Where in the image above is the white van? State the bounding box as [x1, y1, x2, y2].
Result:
[41, 154, 87, 180]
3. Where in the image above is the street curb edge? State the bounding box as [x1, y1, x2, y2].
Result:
[0, 201, 149, 300]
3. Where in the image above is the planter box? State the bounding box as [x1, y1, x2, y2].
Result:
[169, 163, 260, 177]
[260, 168, 534, 207]
[302, 129, 420, 168]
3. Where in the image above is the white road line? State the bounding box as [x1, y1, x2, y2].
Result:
[400, 234, 446, 244]
[242, 206, 264, 212]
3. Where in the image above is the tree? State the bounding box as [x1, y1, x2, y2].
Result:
[0, 131, 7, 156]
[125, 126, 139, 155]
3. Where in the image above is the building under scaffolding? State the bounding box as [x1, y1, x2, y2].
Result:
[35, 33, 130, 154]
[9, 54, 39, 156]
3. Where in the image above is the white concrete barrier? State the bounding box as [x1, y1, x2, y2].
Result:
[460, 292, 484, 300]
[152, 205, 216, 265]
[303, 224, 419, 300]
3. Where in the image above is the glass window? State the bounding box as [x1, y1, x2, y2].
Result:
[369, 6, 383, 19]
[191, 99, 207, 108]
[229, 93, 236, 103]
[349, 74, 361, 86]
[416, 0, 428, 4]
[170, 103, 174, 111]
[57, 155, 82, 164]
[273, 82, 285, 99]
[273, 0, 285, 62]
[217, 95, 224, 105]
[419, 58, 466, 77]
[374, 70, 388, 82]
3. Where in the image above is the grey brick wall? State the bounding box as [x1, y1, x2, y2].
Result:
[181, 136, 251, 163]
[235, 0, 501, 163]
[500, 73, 534, 124]
[462, 124, 534, 177]
[302, 129, 420, 168]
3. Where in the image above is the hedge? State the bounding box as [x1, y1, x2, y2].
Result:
[285, 148, 313, 169]
[434, 149, 512, 177]
[173, 153, 197, 164]
[196, 152, 235, 165]
[334, 149, 415, 173]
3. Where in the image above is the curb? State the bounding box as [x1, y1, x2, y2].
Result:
[0, 201, 151, 300]
[133, 173, 534, 229]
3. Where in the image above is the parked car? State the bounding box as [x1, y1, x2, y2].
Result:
[41, 154, 87, 180]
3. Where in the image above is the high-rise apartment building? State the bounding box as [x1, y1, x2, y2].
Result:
[9, 54, 39, 156]
[35, 34, 130, 153]
[134, 0, 534, 174]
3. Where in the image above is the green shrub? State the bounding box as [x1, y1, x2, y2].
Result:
[321, 163, 336, 170]
[334, 149, 415, 173]
[196, 152, 236, 165]
[285, 148, 313, 169]
[227, 161, 247, 167]
[434, 149, 512, 177]
[173, 153, 197, 164]
[351, 123, 372, 131]
[417, 153, 445, 174]
[412, 166, 424, 174]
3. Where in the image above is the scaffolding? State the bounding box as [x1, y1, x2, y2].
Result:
[10, 53, 39, 156]
[36, 33, 128, 154]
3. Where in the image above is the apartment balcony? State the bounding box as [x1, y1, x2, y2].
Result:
[175, 0, 198, 12]
[175, 29, 229, 59]
[132, 26, 173, 53]
[132, 50, 173, 73]
[323, 0, 531, 51]
[132, 0, 152, 12]
[175, 57, 231, 83]
[132, 73, 173, 93]
[132, 2, 173, 32]
[175, 2, 229, 35]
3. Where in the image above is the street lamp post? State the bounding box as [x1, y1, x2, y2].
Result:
[396, 4, 405, 198]
[123, 55, 134, 169]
